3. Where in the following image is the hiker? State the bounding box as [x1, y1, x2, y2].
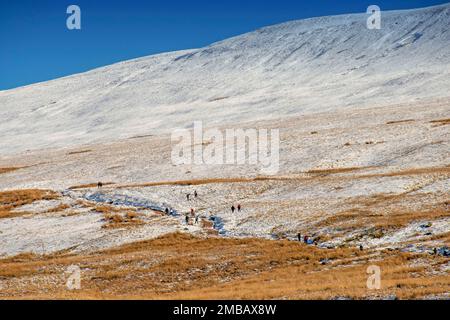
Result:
[359, 245, 364, 251]
[237, 204, 241, 212]
[195, 215, 199, 224]
[97, 182, 103, 189]
[231, 205, 235, 213]
[165, 208, 169, 215]
[186, 193, 190, 201]
[185, 215, 189, 225]
[190, 208, 195, 217]
[297, 233, 302, 242]
[194, 190, 198, 198]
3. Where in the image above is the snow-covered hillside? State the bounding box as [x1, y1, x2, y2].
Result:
[1, 3, 449, 155]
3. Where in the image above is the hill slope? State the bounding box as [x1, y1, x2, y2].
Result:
[1, 3, 449, 155]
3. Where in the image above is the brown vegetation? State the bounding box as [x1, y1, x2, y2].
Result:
[102, 212, 144, 229]
[0, 232, 447, 299]
[0, 189, 59, 218]
[69, 182, 115, 190]
[360, 166, 450, 179]
[67, 149, 92, 155]
[430, 118, 450, 127]
[386, 119, 415, 125]
[0, 167, 24, 175]
[316, 207, 449, 231]
[45, 204, 70, 213]
[115, 176, 295, 189]
[307, 166, 374, 175]
[91, 204, 145, 229]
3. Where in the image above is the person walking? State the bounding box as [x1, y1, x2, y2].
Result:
[237, 204, 241, 212]
[190, 208, 195, 217]
[231, 205, 235, 213]
[194, 190, 198, 198]
[165, 208, 169, 215]
[186, 193, 190, 201]
[297, 233, 302, 242]
[195, 215, 199, 224]
[185, 215, 189, 225]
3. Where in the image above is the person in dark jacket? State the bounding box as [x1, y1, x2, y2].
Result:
[237, 204, 241, 212]
[231, 205, 235, 213]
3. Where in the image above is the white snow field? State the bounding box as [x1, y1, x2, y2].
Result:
[0, 4, 449, 258]
[0, 3, 449, 155]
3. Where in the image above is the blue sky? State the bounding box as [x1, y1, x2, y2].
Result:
[0, 0, 447, 90]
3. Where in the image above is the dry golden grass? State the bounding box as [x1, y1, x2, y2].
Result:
[304, 166, 449, 184]
[45, 203, 70, 213]
[316, 206, 449, 231]
[102, 211, 144, 229]
[0, 189, 59, 218]
[91, 205, 121, 214]
[69, 182, 115, 190]
[89, 204, 145, 229]
[312, 189, 449, 239]
[0, 167, 24, 175]
[386, 119, 415, 125]
[430, 118, 450, 126]
[306, 166, 374, 175]
[0, 233, 447, 300]
[118, 177, 268, 188]
[67, 149, 92, 155]
[68, 165, 449, 192]
[112, 176, 301, 189]
[361, 166, 450, 178]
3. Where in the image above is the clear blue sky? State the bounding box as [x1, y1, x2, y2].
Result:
[0, 0, 447, 90]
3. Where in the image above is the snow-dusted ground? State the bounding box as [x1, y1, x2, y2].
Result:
[0, 99, 448, 257]
[0, 194, 202, 257]
[0, 4, 449, 257]
[0, 4, 449, 155]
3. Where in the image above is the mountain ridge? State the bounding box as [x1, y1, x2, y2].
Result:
[1, 3, 449, 155]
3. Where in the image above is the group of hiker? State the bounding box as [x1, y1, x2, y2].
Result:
[296, 232, 365, 250]
[164, 207, 174, 216]
[297, 233, 314, 245]
[182, 190, 244, 226]
[231, 204, 242, 213]
[184, 207, 200, 225]
[186, 190, 198, 201]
